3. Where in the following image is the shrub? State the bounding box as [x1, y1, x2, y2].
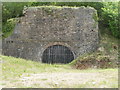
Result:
[101, 2, 119, 38]
[2, 18, 17, 38]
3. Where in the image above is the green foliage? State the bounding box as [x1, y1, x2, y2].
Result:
[2, 2, 32, 23]
[92, 12, 98, 22]
[2, 2, 32, 38]
[31, 2, 54, 6]
[101, 2, 119, 38]
[2, 18, 17, 38]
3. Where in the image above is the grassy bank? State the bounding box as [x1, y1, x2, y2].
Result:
[1, 55, 118, 88]
[70, 31, 118, 69]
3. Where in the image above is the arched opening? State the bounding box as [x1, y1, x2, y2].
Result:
[42, 45, 74, 64]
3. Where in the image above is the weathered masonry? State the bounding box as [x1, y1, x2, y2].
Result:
[2, 6, 99, 64]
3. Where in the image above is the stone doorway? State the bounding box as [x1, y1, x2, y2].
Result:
[42, 45, 74, 64]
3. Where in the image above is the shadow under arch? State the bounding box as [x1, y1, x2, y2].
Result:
[42, 45, 74, 64]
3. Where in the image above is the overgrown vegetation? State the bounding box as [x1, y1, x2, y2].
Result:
[101, 2, 119, 38]
[2, 2, 119, 39]
[2, 18, 17, 38]
[70, 50, 118, 69]
[2, 2, 32, 23]
[70, 29, 118, 69]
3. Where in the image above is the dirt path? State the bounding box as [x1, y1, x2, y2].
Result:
[18, 71, 118, 88]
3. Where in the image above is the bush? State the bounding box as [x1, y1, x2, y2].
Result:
[101, 2, 119, 38]
[2, 2, 32, 23]
[2, 18, 17, 38]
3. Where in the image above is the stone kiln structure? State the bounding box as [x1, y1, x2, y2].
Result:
[2, 6, 99, 63]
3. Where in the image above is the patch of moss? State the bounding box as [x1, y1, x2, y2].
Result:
[92, 11, 98, 22]
[92, 11, 98, 28]
[42, 7, 54, 15]
[92, 12, 98, 29]
[33, 5, 82, 9]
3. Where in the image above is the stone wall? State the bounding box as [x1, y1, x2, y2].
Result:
[2, 6, 99, 63]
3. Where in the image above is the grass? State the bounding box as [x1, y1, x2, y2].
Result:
[2, 55, 70, 79]
[1, 55, 118, 88]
